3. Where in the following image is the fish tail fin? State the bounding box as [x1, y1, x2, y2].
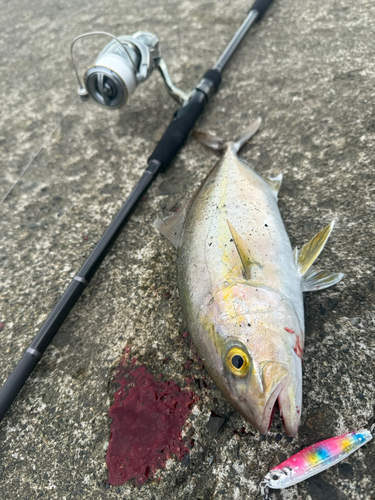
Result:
[294, 220, 344, 292]
[193, 132, 227, 151]
[232, 117, 262, 152]
[193, 117, 262, 153]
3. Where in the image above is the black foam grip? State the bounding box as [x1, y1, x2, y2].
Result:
[251, 0, 274, 20]
[148, 69, 222, 172]
[148, 92, 205, 172]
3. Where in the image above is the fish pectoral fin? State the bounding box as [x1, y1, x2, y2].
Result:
[294, 220, 343, 290]
[265, 173, 283, 199]
[226, 219, 261, 280]
[302, 268, 344, 292]
[154, 209, 187, 248]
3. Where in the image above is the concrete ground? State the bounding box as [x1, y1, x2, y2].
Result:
[1, 0, 375, 498]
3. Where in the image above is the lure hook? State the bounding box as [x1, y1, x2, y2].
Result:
[259, 480, 270, 499]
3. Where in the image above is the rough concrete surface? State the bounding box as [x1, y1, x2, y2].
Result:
[0, 0, 375, 499]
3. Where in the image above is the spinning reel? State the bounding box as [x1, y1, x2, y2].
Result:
[71, 31, 191, 109]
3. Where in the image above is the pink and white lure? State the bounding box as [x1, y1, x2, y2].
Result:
[261, 427, 373, 495]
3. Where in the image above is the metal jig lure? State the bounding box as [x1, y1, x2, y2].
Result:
[260, 425, 374, 498]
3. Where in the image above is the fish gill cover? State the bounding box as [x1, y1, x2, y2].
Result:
[106, 349, 198, 486]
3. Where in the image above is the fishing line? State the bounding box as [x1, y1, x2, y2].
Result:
[0, 96, 79, 207]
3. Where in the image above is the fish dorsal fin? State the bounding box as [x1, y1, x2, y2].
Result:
[227, 219, 262, 280]
[294, 221, 335, 276]
[294, 220, 343, 290]
[154, 208, 187, 248]
[265, 173, 283, 198]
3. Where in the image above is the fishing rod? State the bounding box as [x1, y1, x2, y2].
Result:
[0, 0, 274, 422]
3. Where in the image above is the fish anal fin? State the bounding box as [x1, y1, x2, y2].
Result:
[154, 209, 186, 248]
[265, 173, 283, 198]
[296, 220, 335, 276]
[302, 268, 344, 292]
[227, 219, 261, 280]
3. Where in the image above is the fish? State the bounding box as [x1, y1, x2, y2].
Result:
[262, 428, 373, 491]
[155, 118, 344, 436]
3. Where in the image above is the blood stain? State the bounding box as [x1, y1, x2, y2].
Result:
[294, 336, 303, 358]
[284, 327, 295, 334]
[106, 351, 197, 486]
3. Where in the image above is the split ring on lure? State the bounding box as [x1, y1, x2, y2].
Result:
[260, 425, 374, 498]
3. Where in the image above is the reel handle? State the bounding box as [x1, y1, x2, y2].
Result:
[148, 69, 221, 172]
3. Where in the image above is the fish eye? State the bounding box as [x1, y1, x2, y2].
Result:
[272, 474, 280, 481]
[225, 347, 250, 377]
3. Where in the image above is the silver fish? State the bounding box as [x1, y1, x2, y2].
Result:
[155, 118, 343, 436]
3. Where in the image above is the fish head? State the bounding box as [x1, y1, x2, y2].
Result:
[211, 282, 303, 436]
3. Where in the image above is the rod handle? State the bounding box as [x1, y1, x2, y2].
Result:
[148, 69, 221, 172]
[251, 0, 274, 20]
[0, 350, 41, 421]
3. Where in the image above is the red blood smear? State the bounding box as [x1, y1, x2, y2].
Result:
[294, 336, 303, 358]
[106, 359, 197, 486]
[284, 327, 295, 334]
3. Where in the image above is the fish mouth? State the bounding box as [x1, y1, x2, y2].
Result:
[257, 382, 284, 435]
[227, 361, 301, 436]
[277, 384, 300, 436]
[258, 382, 300, 437]
[247, 362, 301, 436]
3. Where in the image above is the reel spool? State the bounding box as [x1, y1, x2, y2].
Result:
[71, 31, 190, 109]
